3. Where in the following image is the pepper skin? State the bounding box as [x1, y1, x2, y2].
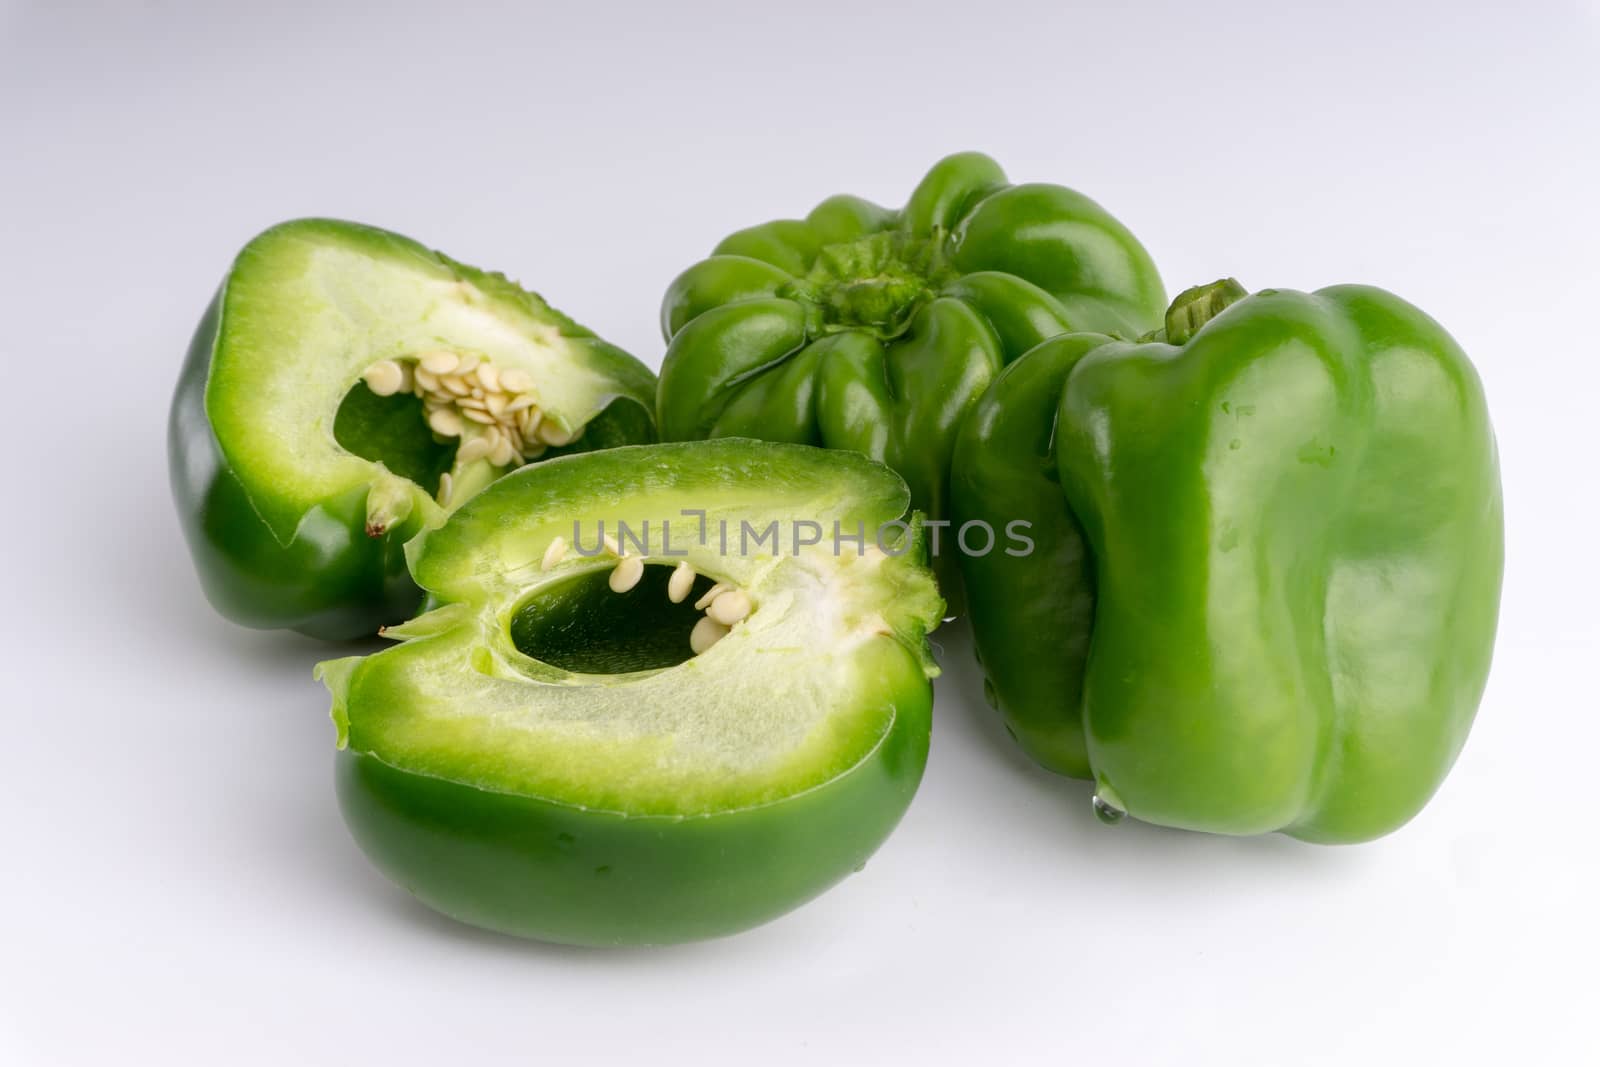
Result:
[169, 219, 657, 640]
[951, 280, 1503, 842]
[656, 152, 1165, 571]
[318, 440, 943, 944]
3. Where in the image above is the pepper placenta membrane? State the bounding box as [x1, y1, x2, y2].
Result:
[317, 439, 943, 944]
[655, 152, 1166, 566]
[169, 219, 657, 640]
[952, 279, 1503, 842]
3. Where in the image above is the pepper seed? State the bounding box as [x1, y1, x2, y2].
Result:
[690, 616, 730, 655]
[427, 408, 464, 437]
[706, 589, 752, 626]
[419, 350, 459, 375]
[609, 555, 645, 593]
[536, 420, 576, 447]
[667, 561, 695, 603]
[541, 536, 567, 571]
[363, 360, 404, 396]
[694, 583, 731, 611]
[456, 435, 492, 464]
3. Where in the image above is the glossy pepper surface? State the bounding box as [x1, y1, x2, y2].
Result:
[318, 440, 943, 944]
[656, 152, 1165, 546]
[951, 280, 1503, 842]
[169, 219, 656, 640]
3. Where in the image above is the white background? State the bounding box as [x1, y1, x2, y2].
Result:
[3, 1, 1597, 1063]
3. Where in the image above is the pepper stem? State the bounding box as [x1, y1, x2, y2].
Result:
[1164, 278, 1248, 344]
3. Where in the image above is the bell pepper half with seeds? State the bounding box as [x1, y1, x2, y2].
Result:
[169, 219, 657, 640]
[951, 279, 1504, 842]
[316, 439, 943, 945]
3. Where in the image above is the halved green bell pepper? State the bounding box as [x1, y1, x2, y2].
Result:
[951, 280, 1503, 842]
[317, 439, 943, 944]
[169, 219, 657, 640]
[656, 152, 1165, 567]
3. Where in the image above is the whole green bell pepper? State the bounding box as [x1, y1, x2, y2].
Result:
[169, 219, 657, 641]
[317, 439, 943, 944]
[951, 279, 1503, 842]
[656, 152, 1165, 564]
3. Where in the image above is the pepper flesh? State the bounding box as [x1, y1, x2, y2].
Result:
[952, 282, 1503, 842]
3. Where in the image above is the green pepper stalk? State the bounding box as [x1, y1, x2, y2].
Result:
[655, 152, 1166, 599]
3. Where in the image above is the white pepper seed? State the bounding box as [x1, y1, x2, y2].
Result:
[363, 360, 404, 396]
[427, 408, 464, 436]
[694, 583, 731, 611]
[456, 435, 492, 464]
[609, 555, 645, 593]
[667, 561, 695, 603]
[706, 589, 752, 626]
[690, 616, 730, 655]
[540, 536, 567, 571]
[537, 420, 576, 446]
[393, 353, 574, 470]
[438, 472, 454, 507]
[420, 350, 459, 374]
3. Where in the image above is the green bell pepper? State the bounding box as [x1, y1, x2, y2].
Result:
[169, 219, 657, 640]
[951, 279, 1503, 842]
[317, 439, 942, 944]
[656, 152, 1165, 571]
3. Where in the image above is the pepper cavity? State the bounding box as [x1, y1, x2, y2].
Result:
[361, 350, 581, 501]
[537, 536, 754, 656]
